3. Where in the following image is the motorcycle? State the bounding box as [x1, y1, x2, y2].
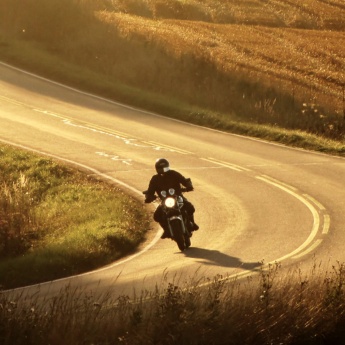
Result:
[143, 188, 192, 251]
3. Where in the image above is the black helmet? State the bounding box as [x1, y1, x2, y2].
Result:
[155, 158, 170, 174]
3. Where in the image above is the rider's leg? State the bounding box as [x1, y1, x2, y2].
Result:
[153, 206, 171, 238]
[183, 201, 199, 231]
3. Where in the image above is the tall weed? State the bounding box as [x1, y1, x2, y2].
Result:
[2, 262, 345, 344]
[0, 174, 37, 257]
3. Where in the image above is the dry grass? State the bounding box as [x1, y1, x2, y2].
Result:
[100, 0, 345, 29]
[98, 12, 344, 103]
[2, 261, 345, 344]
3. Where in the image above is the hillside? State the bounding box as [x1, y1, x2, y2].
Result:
[0, 0, 344, 142]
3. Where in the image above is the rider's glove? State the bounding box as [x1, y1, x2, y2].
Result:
[145, 194, 156, 203]
[185, 178, 194, 191]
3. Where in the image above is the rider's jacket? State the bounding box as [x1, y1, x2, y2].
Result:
[145, 170, 193, 202]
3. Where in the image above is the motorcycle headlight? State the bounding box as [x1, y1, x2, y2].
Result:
[164, 197, 176, 208]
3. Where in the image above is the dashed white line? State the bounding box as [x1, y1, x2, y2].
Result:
[303, 194, 326, 211]
[322, 214, 330, 235]
[260, 174, 298, 191]
[200, 157, 250, 172]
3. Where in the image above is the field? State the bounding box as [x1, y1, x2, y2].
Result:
[0, 0, 344, 144]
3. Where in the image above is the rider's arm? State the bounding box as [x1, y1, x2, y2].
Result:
[183, 177, 194, 191]
[175, 171, 194, 191]
[144, 176, 157, 203]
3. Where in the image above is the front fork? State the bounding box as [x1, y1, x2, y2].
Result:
[167, 215, 188, 239]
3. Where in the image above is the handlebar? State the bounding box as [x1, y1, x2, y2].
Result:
[143, 188, 191, 196]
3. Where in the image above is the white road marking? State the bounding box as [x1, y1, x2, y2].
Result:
[143, 140, 193, 154]
[0, 95, 29, 107]
[260, 174, 298, 191]
[303, 194, 326, 211]
[322, 214, 330, 235]
[292, 239, 323, 259]
[95, 152, 132, 165]
[200, 157, 250, 172]
[256, 175, 322, 261]
[33, 107, 197, 155]
[33, 108, 65, 119]
[7, 102, 191, 154]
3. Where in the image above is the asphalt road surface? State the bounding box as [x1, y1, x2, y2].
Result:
[1, 62, 345, 301]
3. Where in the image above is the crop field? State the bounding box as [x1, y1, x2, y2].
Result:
[0, 0, 344, 141]
[103, 0, 345, 29]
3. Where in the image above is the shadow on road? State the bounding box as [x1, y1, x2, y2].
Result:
[183, 247, 261, 271]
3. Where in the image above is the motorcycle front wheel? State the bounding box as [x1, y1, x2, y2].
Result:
[184, 233, 191, 249]
[170, 219, 186, 251]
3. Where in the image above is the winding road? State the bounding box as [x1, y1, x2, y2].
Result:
[1, 62, 345, 300]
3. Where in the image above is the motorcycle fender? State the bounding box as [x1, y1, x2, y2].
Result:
[169, 215, 183, 222]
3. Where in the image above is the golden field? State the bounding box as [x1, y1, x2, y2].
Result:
[0, 0, 344, 141]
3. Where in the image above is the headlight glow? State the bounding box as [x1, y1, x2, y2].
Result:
[164, 197, 176, 208]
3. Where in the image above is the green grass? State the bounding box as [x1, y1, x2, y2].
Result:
[0, 144, 150, 289]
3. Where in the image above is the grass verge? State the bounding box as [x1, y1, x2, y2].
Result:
[0, 144, 150, 289]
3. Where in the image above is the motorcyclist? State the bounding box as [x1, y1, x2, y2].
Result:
[144, 158, 199, 239]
